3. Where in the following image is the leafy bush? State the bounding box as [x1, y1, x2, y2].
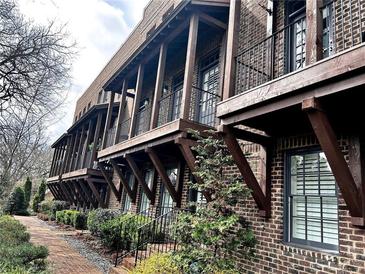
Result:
[87, 208, 119, 236]
[50, 200, 69, 220]
[131, 253, 179, 274]
[56, 210, 87, 229]
[0, 216, 48, 273]
[32, 180, 47, 213]
[24, 177, 32, 208]
[39, 200, 53, 215]
[37, 213, 49, 221]
[3, 187, 29, 216]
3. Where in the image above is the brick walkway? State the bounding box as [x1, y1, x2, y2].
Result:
[15, 216, 102, 274]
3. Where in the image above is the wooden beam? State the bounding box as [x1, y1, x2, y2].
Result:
[47, 184, 59, 200]
[102, 91, 116, 149]
[150, 43, 167, 129]
[66, 181, 80, 205]
[198, 12, 227, 30]
[217, 125, 271, 147]
[53, 183, 66, 201]
[86, 179, 106, 208]
[146, 148, 178, 202]
[180, 13, 199, 120]
[79, 180, 98, 208]
[98, 162, 121, 201]
[114, 79, 128, 145]
[59, 182, 75, 205]
[49, 148, 58, 177]
[125, 155, 154, 201]
[75, 126, 87, 171]
[81, 120, 94, 168]
[110, 159, 134, 201]
[303, 97, 362, 220]
[306, 0, 323, 65]
[129, 64, 145, 138]
[62, 134, 74, 174]
[74, 180, 88, 205]
[222, 0, 241, 100]
[57, 142, 67, 175]
[91, 113, 103, 166]
[69, 130, 81, 172]
[175, 138, 212, 202]
[220, 126, 270, 217]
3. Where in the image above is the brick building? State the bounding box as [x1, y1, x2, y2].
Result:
[47, 0, 365, 273]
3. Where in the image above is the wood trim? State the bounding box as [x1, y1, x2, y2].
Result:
[217, 125, 271, 147]
[125, 154, 154, 202]
[91, 113, 103, 166]
[150, 43, 167, 129]
[98, 162, 121, 201]
[82, 120, 94, 168]
[114, 79, 128, 145]
[110, 159, 134, 201]
[222, 0, 241, 100]
[146, 148, 178, 202]
[59, 182, 75, 205]
[303, 97, 362, 219]
[180, 13, 199, 120]
[79, 180, 97, 208]
[129, 64, 145, 138]
[102, 91, 116, 149]
[86, 179, 106, 208]
[198, 12, 227, 30]
[306, 0, 323, 65]
[220, 125, 270, 217]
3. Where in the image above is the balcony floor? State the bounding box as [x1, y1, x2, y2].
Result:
[217, 44, 365, 126]
[98, 119, 212, 161]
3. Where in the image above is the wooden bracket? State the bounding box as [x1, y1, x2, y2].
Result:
[303, 97, 363, 225]
[146, 148, 179, 203]
[86, 179, 106, 208]
[219, 125, 271, 218]
[67, 181, 81, 206]
[59, 182, 76, 205]
[47, 184, 59, 200]
[98, 162, 121, 201]
[110, 159, 134, 201]
[125, 155, 154, 202]
[198, 12, 227, 30]
[175, 137, 212, 202]
[53, 183, 66, 201]
[79, 180, 98, 208]
[74, 180, 88, 206]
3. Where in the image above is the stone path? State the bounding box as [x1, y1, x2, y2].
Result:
[15, 216, 103, 274]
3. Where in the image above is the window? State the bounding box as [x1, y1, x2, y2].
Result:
[170, 73, 183, 121]
[287, 2, 306, 72]
[322, 1, 334, 58]
[160, 167, 178, 215]
[162, 5, 174, 21]
[122, 172, 135, 213]
[285, 149, 339, 251]
[198, 50, 220, 126]
[139, 169, 154, 214]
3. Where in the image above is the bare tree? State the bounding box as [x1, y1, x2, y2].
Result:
[0, 0, 75, 200]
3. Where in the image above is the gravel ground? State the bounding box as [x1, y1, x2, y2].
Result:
[63, 235, 112, 274]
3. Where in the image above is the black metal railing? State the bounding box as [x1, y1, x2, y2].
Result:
[133, 105, 152, 137]
[191, 85, 220, 127]
[117, 118, 131, 143]
[114, 206, 177, 267]
[235, 0, 365, 95]
[157, 90, 182, 127]
[105, 125, 116, 148]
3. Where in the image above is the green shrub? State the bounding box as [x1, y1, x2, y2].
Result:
[130, 253, 179, 274]
[55, 210, 87, 229]
[32, 180, 47, 213]
[0, 216, 48, 273]
[39, 200, 53, 215]
[24, 177, 32, 208]
[72, 212, 87, 230]
[3, 187, 29, 216]
[87, 208, 119, 236]
[55, 211, 65, 223]
[50, 201, 69, 220]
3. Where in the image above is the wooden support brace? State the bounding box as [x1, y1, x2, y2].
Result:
[217, 125, 271, 147]
[47, 184, 58, 200]
[303, 97, 363, 224]
[86, 179, 106, 208]
[219, 125, 270, 217]
[175, 137, 212, 202]
[125, 155, 154, 202]
[146, 148, 179, 203]
[110, 159, 134, 201]
[79, 180, 98, 208]
[198, 12, 227, 30]
[59, 182, 75, 205]
[66, 181, 80, 206]
[98, 162, 121, 201]
[74, 180, 88, 205]
[53, 183, 66, 201]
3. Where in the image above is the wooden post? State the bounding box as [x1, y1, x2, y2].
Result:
[110, 159, 134, 201]
[74, 126, 86, 171]
[150, 43, 167, 129]
[114, 79, 128, 145]
[69, 131, 80, 172]
[303, 98, 362, 222]
[82, 120, 93, 168]
[57, 142, 67, 175]
[180, 14, 199, 120]
[53, 147, 62, 176]
[62, 135, 73, 174]
[49, 148, 58, 177]
[102, 91, 116, 149]
[90, 113, 103, 168]
[222, 0, 241, 100]
[146, 148, 178, 202]
[129, 64, 145, 138]
[306, 0, 323, 65]
[86, 179, 106, 208]
[125, 155, 154, 201]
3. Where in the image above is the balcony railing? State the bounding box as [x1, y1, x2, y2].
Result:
[157, 89, 182, 127]
[235, 0, 365, 95]
[117, 118, 131, 143]
[105, 125, 117, 148]
[134, 105, 152, 137]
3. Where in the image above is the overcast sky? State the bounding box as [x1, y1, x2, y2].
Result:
[17, 0, 150, 143]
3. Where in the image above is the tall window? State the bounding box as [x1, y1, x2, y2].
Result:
[160, 167, 178, 215]
[288, 2, 306, 72]
[285, 149, 339, 251]
[198, 50, 219, 127]
[122, 172, 135, 213]
[139, 169, 154, 214]
[322, 1, 334, 58]
[170, 74, 183, 121]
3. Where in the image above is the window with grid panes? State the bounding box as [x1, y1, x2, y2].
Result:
[322, 1, 334, 58]
[139, 169, 154, 214]
[285, 149, 339, 251]
[122, 172, 134, 213]
[160, 167, 178, 215]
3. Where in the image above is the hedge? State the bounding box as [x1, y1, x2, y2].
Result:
[87, 208, 119, 236]
[56, 210, 87, 230]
